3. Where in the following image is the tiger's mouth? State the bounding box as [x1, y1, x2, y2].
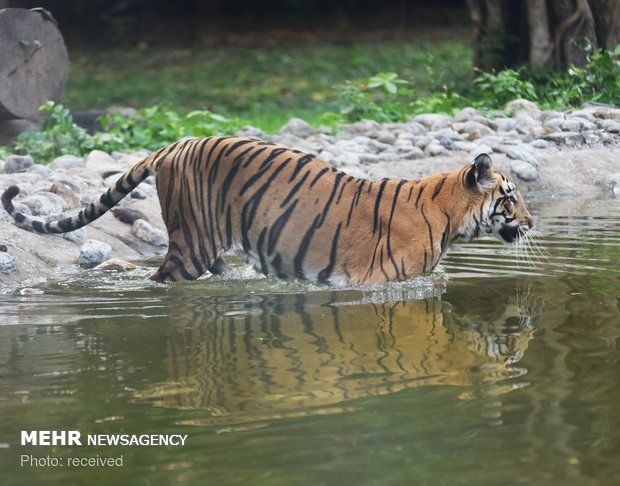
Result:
[499, 224, 529, 243]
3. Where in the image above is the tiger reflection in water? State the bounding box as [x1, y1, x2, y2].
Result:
[136, 289, 535, 425]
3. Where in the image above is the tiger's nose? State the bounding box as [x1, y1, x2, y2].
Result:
[525, 215, 534, 229]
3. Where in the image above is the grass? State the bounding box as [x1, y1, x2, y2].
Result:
[64, 39, 473, 132]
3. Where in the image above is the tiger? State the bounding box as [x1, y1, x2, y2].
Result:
[1, 135, 533, 284]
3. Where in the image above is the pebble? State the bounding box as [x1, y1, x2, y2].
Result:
[85, 150, 124, 178]
[372, 130, 396, 144]
[424, 143, 447, 156]
[131, 219, 168, 247]
[502, 145, 539, 167]
[78, 239, 112, 268]
[471, 144, 494, 156]
[19, 287, 44, 295]
[20, 193, 65, 216]
[506, 99, 540, 114]
[112, 207, 150, 224]
[50, 182, 81, 208]
[0, 252, 17, 274]
[543, 132, 584, 146]
[454, 107, 480, 122]
[399, 147, 425, 159]
[278, 118, 317, 138]
[510, 160, 539, 181]
[412, 114, 453, 130]
[49, 155, 84, 171]
[95, 258, 137, 271]
[3, 155, 34, 174]
[236, 125, 268, 140]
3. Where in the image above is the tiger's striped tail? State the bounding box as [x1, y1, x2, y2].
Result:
[1, 155, 156, 234]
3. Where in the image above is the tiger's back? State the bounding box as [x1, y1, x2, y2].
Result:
[2, 135, 534, 284]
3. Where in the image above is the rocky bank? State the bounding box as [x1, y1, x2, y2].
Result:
[1, 100, 619, 292]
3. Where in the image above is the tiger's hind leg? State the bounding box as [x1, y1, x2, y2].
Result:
[208, 257, 231, 275]
[149, 234, 212, 283]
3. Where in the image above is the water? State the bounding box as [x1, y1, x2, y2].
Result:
[1, 195, 619, 485]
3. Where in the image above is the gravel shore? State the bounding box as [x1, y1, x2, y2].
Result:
[1, 99, 619, 291]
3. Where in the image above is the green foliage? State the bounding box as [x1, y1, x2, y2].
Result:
[13, 102, 100, 161]
[100, 106, 245, 151]
[540, 47, 620, 107]
[472, 45, 620, 110]
[2, 44, 618, 164]
[367, 72, 408, 95]
[8, 102, 245, 163]
[474, 69, 538, 106]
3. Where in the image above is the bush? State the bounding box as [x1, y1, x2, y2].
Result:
[8, 102, 246, 163]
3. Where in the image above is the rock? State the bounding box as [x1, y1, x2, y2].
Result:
[544, 117, 565, 131]
[543, 132, 584, 146]
[129, 184, 157, 199]
[424, 143, 447, 156]
[112, 207, 150, 224]
[471, 144, 493, 156]
[466, 129, 482, 141]
[335, 153, 361, 166]
[510, 160, 538, 181]
[530, 140, 551, 150]
[48, 173, 82, 192]
[503, 145, 539, 167]
[398, 148, 425, 160]
[236, 125, 268, 140]
[453, 141, 477, 152]
[278, 118, 316, 138]
[371, 130, 396, 144]
[132, 219, 168, 247]
[61, 228, 87, 245]
[583, 104, 620, 120]
[95, 258, 137, 272]
[0, 252, 16, 274]
[0, 244, 7, 252]
[561, 119, 581, 132]
[412, 135, 433, 149]
[411, 114, 453, 130]
[603, 122, 620, 134]
[453, 121, 495, 137]
[429, 128, 464, 149]
[19, 287, 44, 295]
[317, 150, 335, 162]
[494, 117, 517, 132]
[568, 110, 596, 122]
[28, 164, 53, 178]
[454, 107, 479, 122]
[347, 120, 382, 134]
[582, 131, 601, 144]
[358, 154, 381, 164]
[477, 136, 504, 149]
[340, 166, 367, 179]
[49, 155, 84, 171]
[3, 155, 33, 174]
[78, 239, 112, 269]
[506, 99, 540, 114]
[403, 122, 427, 136]
[85, 150, 123, 178]
[50, 182, 81, 208]
[20, 193, 65, 216]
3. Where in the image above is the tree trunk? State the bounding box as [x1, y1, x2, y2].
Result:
[0, 8, 69, 121]
[467, 0, 620, 72]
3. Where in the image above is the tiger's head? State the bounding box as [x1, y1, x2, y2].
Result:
[464, 153, 534, 244]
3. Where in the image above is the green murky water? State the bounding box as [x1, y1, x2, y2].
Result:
[1, 196, 619, 485]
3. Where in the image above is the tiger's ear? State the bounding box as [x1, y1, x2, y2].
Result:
[466, 153, 495, 191]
